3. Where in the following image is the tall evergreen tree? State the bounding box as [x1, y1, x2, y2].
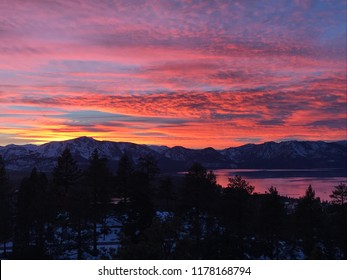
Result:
[328, 183, 347, 258]
[138, 154, 160, 185]
[0, 155, 12, 258]
[181, 163, 220, 257]
[86, 149, 112, 255]
[295, 185, 322, 258]
[119, 154, 159, 247]
[115, 154, 134, 204]
[183, 163, 219, 215]
[52, 148, 89, 259]
[260, 186, 285, 258]
[123, 174, 155, 241]
[53, 147, 82, 199]
[14, 168, 50, 259]
[330, 183, 347, 206]
[219, 175, 254, 258]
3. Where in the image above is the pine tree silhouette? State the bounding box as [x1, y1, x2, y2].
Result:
[0, 155, 12, 258]
[14, 168, 49, 259]
[330, 183, 347, 206]
[180, 163, 220, 258]
[52, 148, 90, 259]
[86, 149, 112, 255]
[116, 154, 134, 204]
[295, 185, 322, 258]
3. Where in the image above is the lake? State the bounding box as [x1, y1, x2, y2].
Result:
[213, 169, 347, 201]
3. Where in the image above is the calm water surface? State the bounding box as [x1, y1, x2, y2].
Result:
[213, 169, 347, 201]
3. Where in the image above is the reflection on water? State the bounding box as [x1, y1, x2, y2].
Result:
[213, 169, 347, 201]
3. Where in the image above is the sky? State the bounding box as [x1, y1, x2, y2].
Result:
[0, 0, 346, 148]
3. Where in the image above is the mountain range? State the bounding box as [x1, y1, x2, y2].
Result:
[0, 136, 346, 172]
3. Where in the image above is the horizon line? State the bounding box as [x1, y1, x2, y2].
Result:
[1, 136, 346, 151]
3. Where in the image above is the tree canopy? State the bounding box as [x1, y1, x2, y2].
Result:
[330, 183, 347, 206]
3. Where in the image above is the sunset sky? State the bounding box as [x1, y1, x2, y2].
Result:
[0, 0, 346, 148]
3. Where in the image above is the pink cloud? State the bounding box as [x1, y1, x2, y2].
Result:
[0, 0, 345, 147]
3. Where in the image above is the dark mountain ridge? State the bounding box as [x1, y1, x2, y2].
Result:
[0, 137, 346, 172]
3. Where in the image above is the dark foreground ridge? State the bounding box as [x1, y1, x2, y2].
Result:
[0, 149, 346, 260]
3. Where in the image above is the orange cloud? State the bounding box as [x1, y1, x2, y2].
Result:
[0, 0, 345, 147]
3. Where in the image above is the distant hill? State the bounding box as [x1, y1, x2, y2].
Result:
[0, 137, 346, 172]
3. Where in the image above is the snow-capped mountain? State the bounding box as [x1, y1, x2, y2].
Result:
[221, 140, 347, 168]
[0, 137, 157, 171]
[0, 137, 346, 172]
